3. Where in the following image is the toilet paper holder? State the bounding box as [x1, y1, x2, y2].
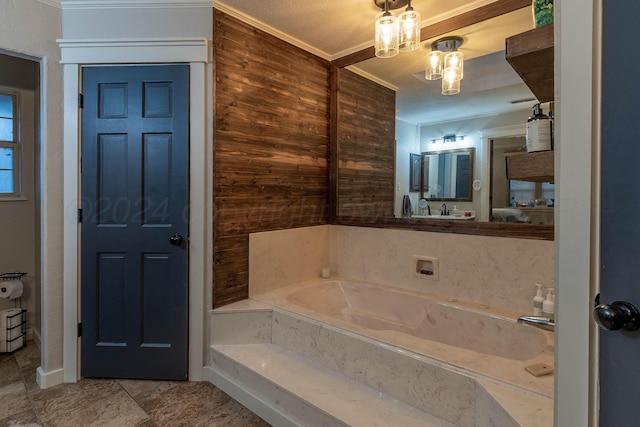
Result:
[1, 272, 26, 307]
[0, 273, 27, 353]
[0, 272, 26, 281]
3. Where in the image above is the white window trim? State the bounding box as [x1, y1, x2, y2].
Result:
[0, 89, 22, 199]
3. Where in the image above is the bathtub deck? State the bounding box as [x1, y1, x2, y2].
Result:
[211, 342, 457, 427]
[208, 300, 553, 427]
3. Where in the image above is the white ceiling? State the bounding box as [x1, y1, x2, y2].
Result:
[215, 0, 539, 125]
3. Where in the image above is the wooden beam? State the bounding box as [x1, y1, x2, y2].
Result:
[331, 0, 531, 68]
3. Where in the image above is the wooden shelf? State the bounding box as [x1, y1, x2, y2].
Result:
[506, 24, 554, 103]
[506, 151, 554, 183]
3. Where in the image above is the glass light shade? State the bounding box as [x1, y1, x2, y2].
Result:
[398, 9, 421, 52]
[375, 12, 399, 58]
[443, 50, 464, 80]
[442, 66, 461, 95]
[425, 50, 443, 80]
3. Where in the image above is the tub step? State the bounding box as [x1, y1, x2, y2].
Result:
[209, 342, 456, 427]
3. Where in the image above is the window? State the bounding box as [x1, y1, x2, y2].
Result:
[0, 91, 19, 197]
[509, 180, 554, 207]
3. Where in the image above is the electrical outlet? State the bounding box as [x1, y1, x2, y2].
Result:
[396, 183, 400, 191]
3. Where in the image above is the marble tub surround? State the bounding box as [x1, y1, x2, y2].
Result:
[248, 225, 554, 315]
[329, 225, 554, 314]
[208, 302, 553, 426]
[249, 225, 330, 296]
[209, 299, 273, 345]
[253, 279, 554, 398]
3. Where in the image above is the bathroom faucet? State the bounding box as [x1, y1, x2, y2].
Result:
[517, 316, 555, 332]
[441, 203, 448, 215]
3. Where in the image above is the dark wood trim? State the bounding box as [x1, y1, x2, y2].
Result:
[334, 216, 554, 240]
[331, 0, 531, 68]
[329, 65, 339, 223]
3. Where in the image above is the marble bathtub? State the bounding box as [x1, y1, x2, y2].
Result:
[252, 278, 554, 398]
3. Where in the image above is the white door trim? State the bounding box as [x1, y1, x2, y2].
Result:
[58, 37, 212, 383]
[555, 0, 598, 424]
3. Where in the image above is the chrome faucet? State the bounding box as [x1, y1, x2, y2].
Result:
[517, 316, 555, 331]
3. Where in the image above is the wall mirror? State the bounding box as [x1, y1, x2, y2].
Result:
[421, 148, 474, 201]
[330, 0, 553, 240]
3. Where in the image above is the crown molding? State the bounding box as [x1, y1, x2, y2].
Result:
[36, 0, 62, 8]
[345, 66, 397, 92]
[60, 0, 211, 9]
[214, 2, 331, 61]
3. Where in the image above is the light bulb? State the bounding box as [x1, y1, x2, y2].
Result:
[375, 12, 399, 58]
[399, 8, 421, 52]
[444, 51, 464, 80]
[425, 50, 443, 80]
[442, 66, 461, 95]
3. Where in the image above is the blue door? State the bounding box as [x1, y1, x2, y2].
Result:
[81, 65, 189, 380]
[598, 0, 640, 422]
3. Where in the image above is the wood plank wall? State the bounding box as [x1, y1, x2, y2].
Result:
[213, 10, 330, 307]
[336, 68, 396, 219]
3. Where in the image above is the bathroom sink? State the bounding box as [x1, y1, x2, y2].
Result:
[412, 214, 475, 220]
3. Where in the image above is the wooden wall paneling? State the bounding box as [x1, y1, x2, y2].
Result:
[336, 68, 395, 218]
[213, 10, 330, 307]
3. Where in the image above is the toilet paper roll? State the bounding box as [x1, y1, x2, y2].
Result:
[0, 280, 23, 299]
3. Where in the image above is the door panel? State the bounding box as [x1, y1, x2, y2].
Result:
[81, 65, 189, 380]
[600, 0, 640, 422]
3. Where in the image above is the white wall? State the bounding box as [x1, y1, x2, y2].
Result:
[61, 1, 212, 39]
[0, 55, 38, 338]
[394, 118, 420, 217]
[0, 0, 63, 387]
[416, 109, 533, 219]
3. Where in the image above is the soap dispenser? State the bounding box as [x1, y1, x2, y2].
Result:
[542, 288, 555, 321]
[526, 103, 552, 152]
[533, 284, 545, 316]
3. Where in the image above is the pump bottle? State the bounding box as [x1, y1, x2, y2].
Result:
[533, 284, 545, 316]
[542, 288, 555, 321]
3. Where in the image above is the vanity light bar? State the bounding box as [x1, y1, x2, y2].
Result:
[431, 135, 465, 144]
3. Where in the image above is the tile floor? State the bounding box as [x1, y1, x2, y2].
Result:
[0, 343, 271, 426]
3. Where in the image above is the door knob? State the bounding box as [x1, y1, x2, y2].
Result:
[593, 300, 640, 331]
[169, 234, 184, 246]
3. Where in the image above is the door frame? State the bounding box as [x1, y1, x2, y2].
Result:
[555, 0, 600, 425]
[58, 38, 212, 382]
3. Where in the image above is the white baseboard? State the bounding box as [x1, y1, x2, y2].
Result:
[32, 327, 41, 351]
[36, 366, 64, 389]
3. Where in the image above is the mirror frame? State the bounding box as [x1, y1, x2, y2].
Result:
[421, 147, 475, 202]
[329, 0, 553, 241]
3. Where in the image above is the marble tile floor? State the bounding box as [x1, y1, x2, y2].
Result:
[0, 343, 271, 427]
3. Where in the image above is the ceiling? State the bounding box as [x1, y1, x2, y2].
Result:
[214, 0, 538, 125]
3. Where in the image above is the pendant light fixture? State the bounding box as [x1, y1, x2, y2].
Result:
[374, 0, 420, 58]
[398, 0, 421, 52]
[375, 0, 399, 58]
[424, 36, 464, 95]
